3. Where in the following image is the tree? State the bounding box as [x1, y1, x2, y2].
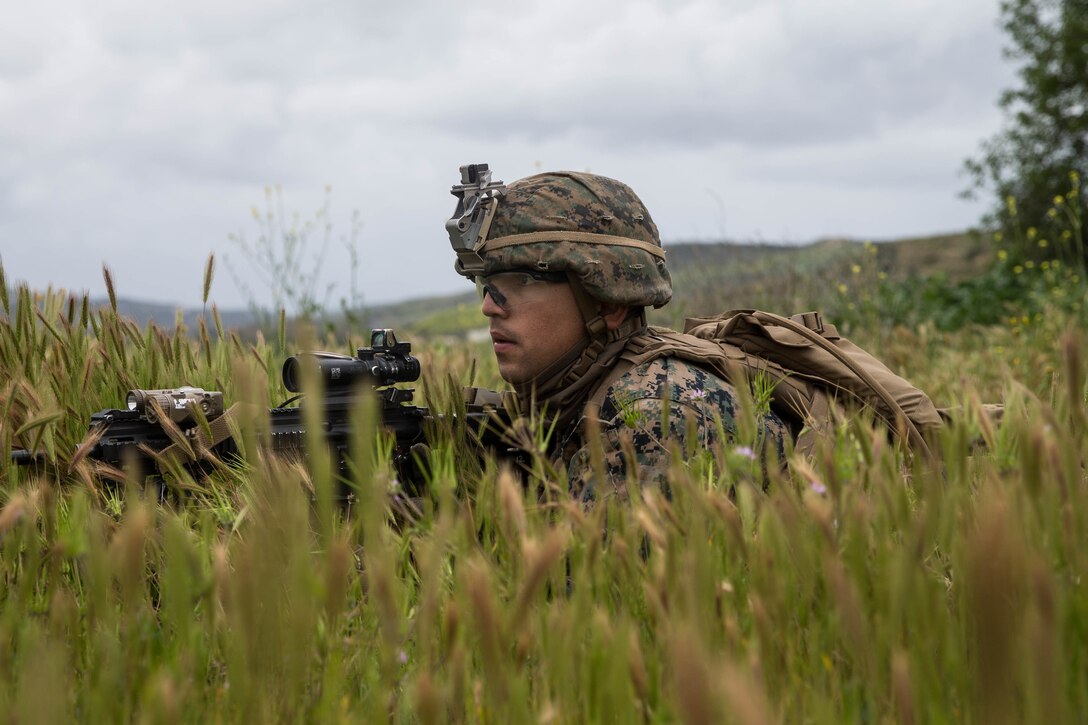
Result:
[224, 185, 366, 331]
[964, 0, 1087, 266]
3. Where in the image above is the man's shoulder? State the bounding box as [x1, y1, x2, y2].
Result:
[598, 355, 740, 420]
[568, 353, 788, 503]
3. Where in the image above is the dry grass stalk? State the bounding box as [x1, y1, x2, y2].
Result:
[890, 650, 915, 725]
[965, 495, 1028, 725]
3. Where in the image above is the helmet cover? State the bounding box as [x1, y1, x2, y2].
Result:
[455, 170, 672, 309]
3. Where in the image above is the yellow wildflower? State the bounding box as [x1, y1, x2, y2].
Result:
[837, 283, 848, 295]
[1025, 260, 1035, 269]
[997, 249, 1008, 261]
[1038, 238, 1048, 248]
[851, 264, 861, 275]
[1054, 195, 1065, 205]
[1027, 227, 1037, 239]
[1013, 265, 1023, 274]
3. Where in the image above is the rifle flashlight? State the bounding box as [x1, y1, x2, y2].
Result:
[126, 387, 225, 424]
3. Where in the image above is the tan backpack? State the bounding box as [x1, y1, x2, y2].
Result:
[592, 309, 944, 459]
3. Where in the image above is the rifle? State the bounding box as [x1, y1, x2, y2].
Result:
[9, 329, 517, 499]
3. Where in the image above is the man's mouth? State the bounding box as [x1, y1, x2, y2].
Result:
[490, 329, 515, 351]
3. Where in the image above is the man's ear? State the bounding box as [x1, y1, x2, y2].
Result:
[600, 303, 631, 331]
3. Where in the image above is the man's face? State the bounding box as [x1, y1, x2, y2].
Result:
[480, 272, 586, 384]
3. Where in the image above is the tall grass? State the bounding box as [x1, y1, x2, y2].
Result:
[1, 259, 1086, 722]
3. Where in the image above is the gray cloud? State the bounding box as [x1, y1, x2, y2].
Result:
[0, 0, 1013, 310]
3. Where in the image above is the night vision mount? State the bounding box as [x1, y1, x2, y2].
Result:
[446, 163, 505, 278]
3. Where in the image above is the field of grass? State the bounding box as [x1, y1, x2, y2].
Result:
[1, 253, 1087, 722]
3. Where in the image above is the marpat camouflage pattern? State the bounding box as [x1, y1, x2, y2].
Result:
[473, 171, 673, 309]
[557, 356, 788, 502]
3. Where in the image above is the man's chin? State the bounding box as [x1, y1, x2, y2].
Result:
[497, 361, 531, 386]
[499, 369, 526, 386]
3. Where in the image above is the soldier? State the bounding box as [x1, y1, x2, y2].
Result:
[447, 165, 788, 502]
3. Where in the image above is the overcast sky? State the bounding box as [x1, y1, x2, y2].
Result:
[1, 0, 1014, 312]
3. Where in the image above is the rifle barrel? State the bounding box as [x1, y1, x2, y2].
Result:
[10, 449, 43, 466]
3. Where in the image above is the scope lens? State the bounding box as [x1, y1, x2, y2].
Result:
[281, 358, 302, 393]
[126, 392, 139, 411]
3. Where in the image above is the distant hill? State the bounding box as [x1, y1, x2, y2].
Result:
[89, 231, 991, 339]
[398, 231, 992, 336]
[666, 231, 990, 282]
[88, 291, 483, 338]
[657, 231, 991, 327]
[90, 299, 260, 331]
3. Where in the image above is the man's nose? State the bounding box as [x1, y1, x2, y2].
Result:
[481, 289, 505, 317]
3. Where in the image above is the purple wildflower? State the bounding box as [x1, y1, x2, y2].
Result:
[809, 480, 828, 495]
[734, 446, 756, 460]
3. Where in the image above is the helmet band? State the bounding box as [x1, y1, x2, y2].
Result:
[480, 231, 667, 260]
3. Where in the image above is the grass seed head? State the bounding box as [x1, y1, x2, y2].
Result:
[966, 495, 1029, 723]
[0, 493, 29, 537]
[324, 536, 353, 626]
[627, 629, 649, 703]
[102, 264, 117, 312]
[111, 502, 153, 606]
[718, 658, 774, 725]
[203, 253, 216, 306]
[497, 465, 526, 542]
[669, 626, 719, 725]
[413, 671, 442, 725]
[891, 650, 915, 725]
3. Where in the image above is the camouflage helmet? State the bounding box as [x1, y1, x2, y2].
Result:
[451, 169, 672, 309]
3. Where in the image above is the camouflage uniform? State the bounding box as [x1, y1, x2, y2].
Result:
[449, 167, 788, 503]
[557, 357, 788, 503]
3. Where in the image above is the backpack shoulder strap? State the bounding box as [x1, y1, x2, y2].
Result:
[585, 327, 669, 415]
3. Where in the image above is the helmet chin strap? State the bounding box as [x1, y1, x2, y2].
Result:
[567, 274, 646, 339]
[568, 275, 608, 338]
